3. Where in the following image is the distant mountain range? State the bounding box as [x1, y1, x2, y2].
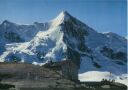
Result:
[0, 11, 127, 76]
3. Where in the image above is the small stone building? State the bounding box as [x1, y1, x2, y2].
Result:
[44, 60, 79, 81]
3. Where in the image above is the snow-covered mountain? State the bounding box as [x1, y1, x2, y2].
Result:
[0, 20, 47, 55]
[0, 11, 127, 76]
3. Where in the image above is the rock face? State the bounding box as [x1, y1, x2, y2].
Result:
[0, 11, 127, 75]
[100, 46, 127, 62]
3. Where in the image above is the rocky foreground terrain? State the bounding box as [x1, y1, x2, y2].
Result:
[0, 63, 127, 90]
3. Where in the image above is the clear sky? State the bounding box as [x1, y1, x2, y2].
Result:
[0, 0, 127, 37]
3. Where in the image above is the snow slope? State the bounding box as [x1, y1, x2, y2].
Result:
[79, 71, 128, 86]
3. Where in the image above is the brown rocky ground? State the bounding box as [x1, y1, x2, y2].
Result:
[0, 62, 127, 90]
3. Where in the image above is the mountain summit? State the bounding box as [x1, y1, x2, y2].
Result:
[54, 11, 72, 21]
[50, 11, 76, 27]
[0, 11, 127, 76]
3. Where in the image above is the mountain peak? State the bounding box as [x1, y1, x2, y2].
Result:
[56, 11, 71, 21]
[2, 20, 11, 24]
[50, 11, 73, 27]
[1, 20, 14, 26]
[60, 11, 70, 16]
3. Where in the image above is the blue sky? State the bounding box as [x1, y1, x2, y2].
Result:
[0, 0, 127, 37]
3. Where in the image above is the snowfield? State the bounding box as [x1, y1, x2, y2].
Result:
[79, 71, 128, 86]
